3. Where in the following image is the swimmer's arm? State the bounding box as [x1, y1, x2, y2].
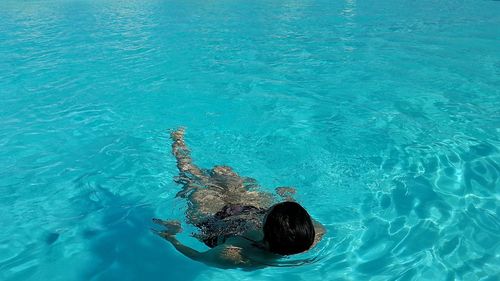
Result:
[170, 128, 207, 181]
[163, 236, 251, 268]
[153, 219, 206, 262]
[166, 236, 204, 261]
[153, 220, 251, 268]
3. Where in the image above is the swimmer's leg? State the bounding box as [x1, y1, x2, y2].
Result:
[184, 166, 248, 225]
[210, 165, 274, 209]
[210, 165, 244, 192]
[171, 128, 211, 196]
[186, 188, 226, 225]
[171, 128, 208, 180]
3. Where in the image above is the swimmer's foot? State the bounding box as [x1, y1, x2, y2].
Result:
[170, 127, 186, 141]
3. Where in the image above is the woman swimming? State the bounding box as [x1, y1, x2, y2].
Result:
[153, 128, 325, 268]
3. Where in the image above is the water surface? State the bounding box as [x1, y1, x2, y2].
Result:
[1, 0, 499, 280]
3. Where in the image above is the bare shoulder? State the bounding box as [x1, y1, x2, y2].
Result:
[205, 244, 252, 268]
[219, 246, 248, 263]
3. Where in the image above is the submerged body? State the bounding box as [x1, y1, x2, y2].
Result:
[153, 128, 325, 268]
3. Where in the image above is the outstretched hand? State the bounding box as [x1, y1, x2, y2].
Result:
[152, 218, 183, 241]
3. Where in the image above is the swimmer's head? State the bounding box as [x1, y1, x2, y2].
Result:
[263, 201, 315, 255]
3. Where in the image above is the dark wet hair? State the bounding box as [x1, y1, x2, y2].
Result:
[263, 201, 315, 255]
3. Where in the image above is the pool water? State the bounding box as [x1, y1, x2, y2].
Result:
[1, 0, 499, 280]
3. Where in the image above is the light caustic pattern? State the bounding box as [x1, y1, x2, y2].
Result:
[0, 0, 499, 280]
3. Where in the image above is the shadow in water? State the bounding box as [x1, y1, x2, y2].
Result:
[81, 186, 205, 281]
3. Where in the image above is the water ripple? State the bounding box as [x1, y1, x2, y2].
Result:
[1, 0, 499, 280]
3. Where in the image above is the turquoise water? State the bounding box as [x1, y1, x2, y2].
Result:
[1, 0, 499, 280]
